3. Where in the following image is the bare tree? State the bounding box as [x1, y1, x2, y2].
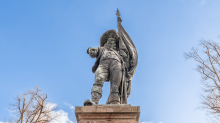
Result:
[185, 39, 220, 122]
[9, 87, 60, 123]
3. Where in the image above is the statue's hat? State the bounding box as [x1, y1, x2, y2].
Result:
[100, 30, 120, 47]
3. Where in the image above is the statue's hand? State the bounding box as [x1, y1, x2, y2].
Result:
[87, 47, 98, 58]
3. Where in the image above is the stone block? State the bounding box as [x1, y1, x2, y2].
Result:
[75, 105, 140, 123]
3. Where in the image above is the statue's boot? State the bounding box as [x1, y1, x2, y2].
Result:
[83, 99, 96, 106]
[108, 93, 120, 104]
[91, 91, 101, 104]
[84, 86, 102, 106]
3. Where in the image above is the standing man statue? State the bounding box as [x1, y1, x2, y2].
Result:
[84, 9, 138, 106]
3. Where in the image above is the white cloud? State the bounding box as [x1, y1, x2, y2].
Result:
[5, 108, 16, 113]
[50, 110, 73, 123]
[42, 102, 74, 123]
[198, 0, 206, 6]
[141, 121, 162, 123]
[64, 102, 75, 112]
[141, 121, 153, 123]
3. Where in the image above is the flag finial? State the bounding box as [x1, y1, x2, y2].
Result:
[116, 8, 121, 17]
[116, 8, 122, 23]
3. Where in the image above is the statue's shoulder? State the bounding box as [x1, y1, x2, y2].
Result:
[96, 47, 105, 59]
[99, 47, 105, 50]
[99, 47, 107, 54]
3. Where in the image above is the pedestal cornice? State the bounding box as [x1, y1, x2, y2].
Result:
[75, 105, 140, 123]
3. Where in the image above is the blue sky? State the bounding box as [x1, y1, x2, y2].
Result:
[1, 0, 220, 123]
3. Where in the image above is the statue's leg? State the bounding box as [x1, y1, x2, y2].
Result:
[107, 60, 122, 104]
[92, 60, 109, 104]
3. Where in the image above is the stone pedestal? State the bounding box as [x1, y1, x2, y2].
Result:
[75, 105, 140, 123]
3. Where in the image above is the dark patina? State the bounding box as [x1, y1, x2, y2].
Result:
[84, 9, 138, 106]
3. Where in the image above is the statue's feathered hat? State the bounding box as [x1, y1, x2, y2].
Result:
[100, 30, 120, 47]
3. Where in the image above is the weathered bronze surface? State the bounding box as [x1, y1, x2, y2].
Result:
[84, 9, 138, 106]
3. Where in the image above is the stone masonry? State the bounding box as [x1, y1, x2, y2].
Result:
[75, 105, 140, 123]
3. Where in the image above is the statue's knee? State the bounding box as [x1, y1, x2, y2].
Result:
[95, 76, 101, 82]
[95, 76, 106, 84]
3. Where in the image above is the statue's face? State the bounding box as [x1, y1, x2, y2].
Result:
[104, 38, 117, 50]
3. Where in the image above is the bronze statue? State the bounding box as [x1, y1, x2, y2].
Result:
[84, 9, 138, 106]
